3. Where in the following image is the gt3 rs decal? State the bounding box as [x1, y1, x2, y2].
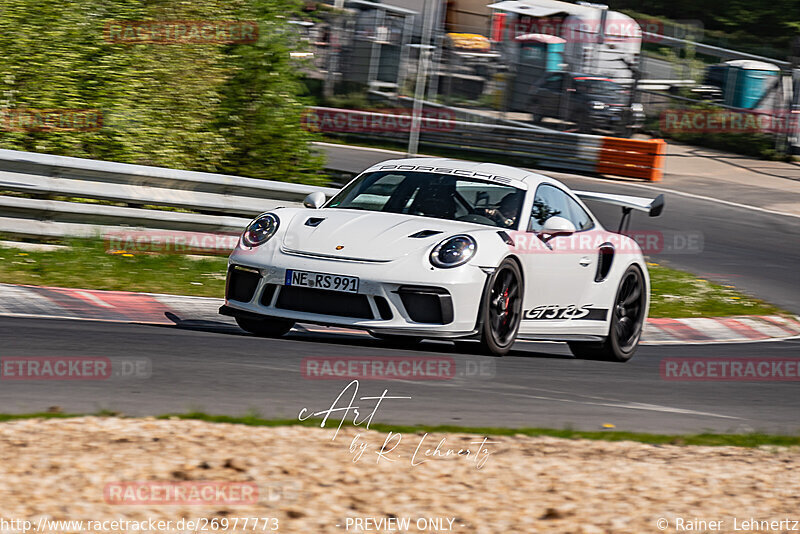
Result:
[523, 304, 608, 321]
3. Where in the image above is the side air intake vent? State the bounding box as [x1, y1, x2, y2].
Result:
[409, 230, 443, 238]
[305, 217, 325, 227]
[595, 243, 615, 282]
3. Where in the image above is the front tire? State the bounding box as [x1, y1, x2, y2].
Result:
[478, 259, 523, 356]
[235, 316, 294, 337]
[568, 265, 646, 362]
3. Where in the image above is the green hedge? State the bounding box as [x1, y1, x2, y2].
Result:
[0, 0, 323, 184]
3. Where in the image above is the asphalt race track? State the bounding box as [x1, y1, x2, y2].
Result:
[1, 316, 799, 434]
[1, 143, 798, 435]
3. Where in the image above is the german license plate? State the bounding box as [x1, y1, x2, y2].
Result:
[285, 269, 359, 294]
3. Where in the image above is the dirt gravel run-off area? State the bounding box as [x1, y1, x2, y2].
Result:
[0, 417, 798, 533]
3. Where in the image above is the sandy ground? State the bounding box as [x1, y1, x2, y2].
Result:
[0, 417, 798, 534]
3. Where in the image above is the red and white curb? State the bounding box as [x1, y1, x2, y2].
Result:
[644, 316, 800, 344]
[1, 283, 798, 345]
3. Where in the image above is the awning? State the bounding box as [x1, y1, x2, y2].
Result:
[342, 0, 418, 16]
[487, 0, 596, 18]
[515, 33, 567, 44]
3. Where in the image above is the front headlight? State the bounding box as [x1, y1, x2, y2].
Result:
[430, 235, 477, 268]
[242, 213, 280, 247]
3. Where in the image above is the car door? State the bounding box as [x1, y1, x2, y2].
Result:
[517, 184, 598, 333]
[536, 73, 563, 117]
[568, 78, 587, 122]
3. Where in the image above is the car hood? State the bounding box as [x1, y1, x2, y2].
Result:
[281, 209, 482, 261]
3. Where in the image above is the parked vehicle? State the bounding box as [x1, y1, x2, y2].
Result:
[528, 72, 645, 136]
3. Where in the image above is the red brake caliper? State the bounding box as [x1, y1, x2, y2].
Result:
[502, 287, 510, 326]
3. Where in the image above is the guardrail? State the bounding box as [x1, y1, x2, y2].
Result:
[303, 107, 666, 182]
[0, 118, 665, 246]
[0, 148, 339, 249]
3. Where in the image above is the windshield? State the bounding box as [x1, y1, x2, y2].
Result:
[327, 171, 525, 229]
[576, 78, 623, 96]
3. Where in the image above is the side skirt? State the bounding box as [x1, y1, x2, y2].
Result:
[516, 333, 607, 342]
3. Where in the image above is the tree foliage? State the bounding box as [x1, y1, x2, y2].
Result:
[609, 0, 800, 56]
[0, 0, 323, 183]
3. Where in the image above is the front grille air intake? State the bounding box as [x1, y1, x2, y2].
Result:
[275, 286, 373, 319]
[226, 266, 261, 303]
[397, 286, 453, 324]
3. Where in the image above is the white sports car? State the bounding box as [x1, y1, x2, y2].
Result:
[220, 158, 664, 361]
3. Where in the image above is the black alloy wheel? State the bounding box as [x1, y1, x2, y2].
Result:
[479, 259, 523, 356]
[568, 265, 646, 362]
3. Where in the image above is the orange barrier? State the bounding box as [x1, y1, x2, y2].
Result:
[596, 138, 667, 182]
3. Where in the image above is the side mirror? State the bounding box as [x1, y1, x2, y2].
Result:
[539, 216, 576, 240]
[303, 191, 326, 209]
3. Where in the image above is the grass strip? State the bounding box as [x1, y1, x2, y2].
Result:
[0, 411, 797, 447]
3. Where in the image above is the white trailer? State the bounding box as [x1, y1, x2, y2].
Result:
[488, 0, 642, 81]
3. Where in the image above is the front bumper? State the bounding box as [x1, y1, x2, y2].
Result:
[588, 108, 645, 130]
[221, 246, 490, 338]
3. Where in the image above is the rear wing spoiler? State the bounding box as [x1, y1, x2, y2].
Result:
[573, 191, 665, 232]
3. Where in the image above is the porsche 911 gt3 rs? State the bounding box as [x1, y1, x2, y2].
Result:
[220, 158, 664, 361]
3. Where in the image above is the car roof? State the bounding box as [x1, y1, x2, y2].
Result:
[363, 157, 549, 187]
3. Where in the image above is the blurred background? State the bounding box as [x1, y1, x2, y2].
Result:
[1, 0, 799, 188]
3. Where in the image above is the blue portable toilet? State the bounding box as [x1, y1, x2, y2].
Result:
[515, 34, 566, 73]
[506, 34, 566, 110]
[724, 60, 781, 109]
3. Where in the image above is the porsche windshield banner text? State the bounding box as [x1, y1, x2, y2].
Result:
[371, 163, 526, 188]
